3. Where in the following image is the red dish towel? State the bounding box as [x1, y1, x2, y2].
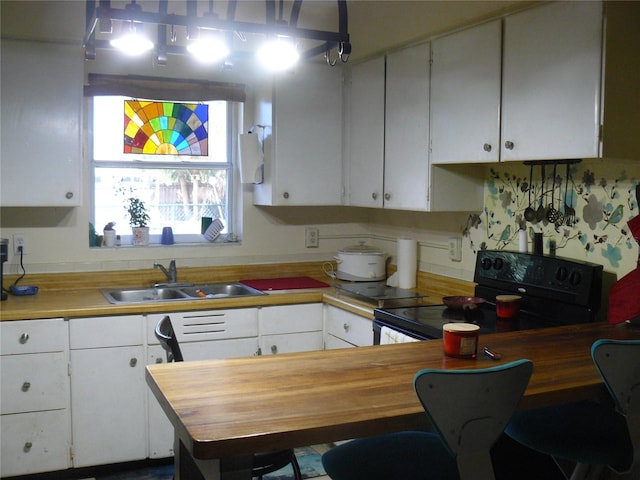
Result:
[239, 276, 330, 291]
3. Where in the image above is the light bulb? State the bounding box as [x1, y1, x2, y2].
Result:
[187, 37, 230, 63]
[256, 37, 299, 71]
[110, 23, 154, 56]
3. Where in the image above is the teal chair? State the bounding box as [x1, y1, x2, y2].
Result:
[322, 359, 533, 480]
[506, 339, 640, 480]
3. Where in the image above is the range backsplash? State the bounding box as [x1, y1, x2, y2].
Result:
[463, 160, 639, 276]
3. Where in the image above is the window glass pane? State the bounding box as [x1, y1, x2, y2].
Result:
[93, 96, 227, 163]
[94, 167, 229, 237]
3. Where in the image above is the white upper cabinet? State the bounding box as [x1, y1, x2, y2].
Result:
[501, 1, 603, 161]
[384, 43, 431, 211]
[345, 57, 385, 208]
[253, 64, 343, 206]
[430, 20, 502, 164]
[0, 39, 83, 206]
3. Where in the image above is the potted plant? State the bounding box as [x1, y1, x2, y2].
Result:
[119, 187, 151, 245]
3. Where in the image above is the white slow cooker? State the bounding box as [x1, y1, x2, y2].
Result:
[328, 242, 387, 281]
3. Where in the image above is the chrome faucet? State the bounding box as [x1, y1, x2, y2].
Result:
[154, 260, 177, 284]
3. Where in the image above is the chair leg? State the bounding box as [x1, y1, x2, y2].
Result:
[290, 453, 303, 480]
[569, 463, 605, 480]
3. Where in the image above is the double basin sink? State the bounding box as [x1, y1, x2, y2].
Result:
[101, 283, 266, 304]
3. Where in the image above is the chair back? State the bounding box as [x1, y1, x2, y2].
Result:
[154, 316, 184, 363]
[592, 339, 640, 472]
[414, 359, 533, 480]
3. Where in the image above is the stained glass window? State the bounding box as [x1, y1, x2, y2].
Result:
[123, 100, 209, 156]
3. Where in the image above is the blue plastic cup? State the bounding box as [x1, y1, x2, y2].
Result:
[161, 227, 175, 245]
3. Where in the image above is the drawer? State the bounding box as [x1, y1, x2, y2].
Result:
[259, 304, 323, 334]
[1, 352, 68, 414]
[0, 318, 67, 355]
[70, 315, 144, 349]
[325, 306, 373, 347]
[0, 409, 71, 477]
[148, 309, 258, 343]
[260, 331, 324, 354]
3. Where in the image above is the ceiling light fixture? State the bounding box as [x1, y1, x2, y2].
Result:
[109, 23, 154, 56]
[256, 36, 300, 71]
[187, 30, 230, 64]
[84, 0, 351, 68]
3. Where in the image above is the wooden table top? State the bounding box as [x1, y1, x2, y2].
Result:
[146, 321, 640, 460]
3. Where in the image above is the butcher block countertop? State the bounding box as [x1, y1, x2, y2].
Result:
[0, 262, 473, 321]
[146, 321, 640, 461]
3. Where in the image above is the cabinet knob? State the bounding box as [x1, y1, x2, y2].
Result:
[343, 323, 350, 332]
[504, 141, 514, 150]
[283, 192, 290, 199]
[19, 333, 29, 344]
[155, 358, 163, 364]
[129, 358, 138, 367]
[372, 192, 378, 200]
[271, 345, 278, 354]
[21, 382, 31, 392]
[255, 348, 263, 356]
[65, 192, 74, 199]
[23, 442, 33, 452]
[384, 193, 391, 201]
[483, 143, 492, 152]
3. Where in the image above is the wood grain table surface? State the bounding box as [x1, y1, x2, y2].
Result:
[146, 321, 640, 461]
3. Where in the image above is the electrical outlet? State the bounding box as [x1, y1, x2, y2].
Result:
[447, 237, 461, 262]
[13, 234, 27, 254]
[305, 227, 319, 248]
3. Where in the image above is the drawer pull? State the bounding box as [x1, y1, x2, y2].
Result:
[129, 358, 138, 367]
[343, 323, 350, 332]
[21, 382, 31, 392]
[19, 333, 29, 344]
[271, 345, 278, 354]
[23, 442, 32, 452]
[155, 358, 163, 364]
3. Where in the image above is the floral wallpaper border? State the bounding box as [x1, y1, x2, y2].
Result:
[463, 161, 639, 274]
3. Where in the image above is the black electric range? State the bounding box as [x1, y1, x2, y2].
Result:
[374, 250, 604, 343]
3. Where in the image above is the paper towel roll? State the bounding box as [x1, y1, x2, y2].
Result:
[238, 133, 263, 184]
[397, 238, 417, 289]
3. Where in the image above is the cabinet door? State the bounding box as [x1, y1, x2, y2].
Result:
[346, 58, 385, 207]
[430, 20, 502, 164]
[384, 43, 430, 210]
[256, 64, 343, 206]
[70, 345, 147, 467]
[0, 39, 82, 206]
[501, 1, 603, 161]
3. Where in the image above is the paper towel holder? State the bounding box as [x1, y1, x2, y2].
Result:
[238, 125, 266, 184]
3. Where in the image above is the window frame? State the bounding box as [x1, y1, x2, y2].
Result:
[89, 96, 239, 246]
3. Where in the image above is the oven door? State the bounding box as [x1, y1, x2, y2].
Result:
[373, 319, 434, 345]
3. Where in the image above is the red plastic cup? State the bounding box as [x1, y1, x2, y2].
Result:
[443, 323, 480, 358]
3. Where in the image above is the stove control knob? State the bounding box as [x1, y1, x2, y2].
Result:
[569, 271, 582, 286]
[481, 258, 493, 270]
[493, 257, 504, 270]
[556, 267, 569, 282]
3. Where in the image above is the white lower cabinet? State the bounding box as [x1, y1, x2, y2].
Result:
[324, 305, 373, 348]
[258, 304, 324, 355]
[146, 309, 260, 459]
[0, 318, 71, 477]
[69, 315, 147, 468]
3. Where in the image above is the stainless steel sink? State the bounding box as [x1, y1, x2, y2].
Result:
[101, 283, 266, 304]
[181, 283, 265, 299]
